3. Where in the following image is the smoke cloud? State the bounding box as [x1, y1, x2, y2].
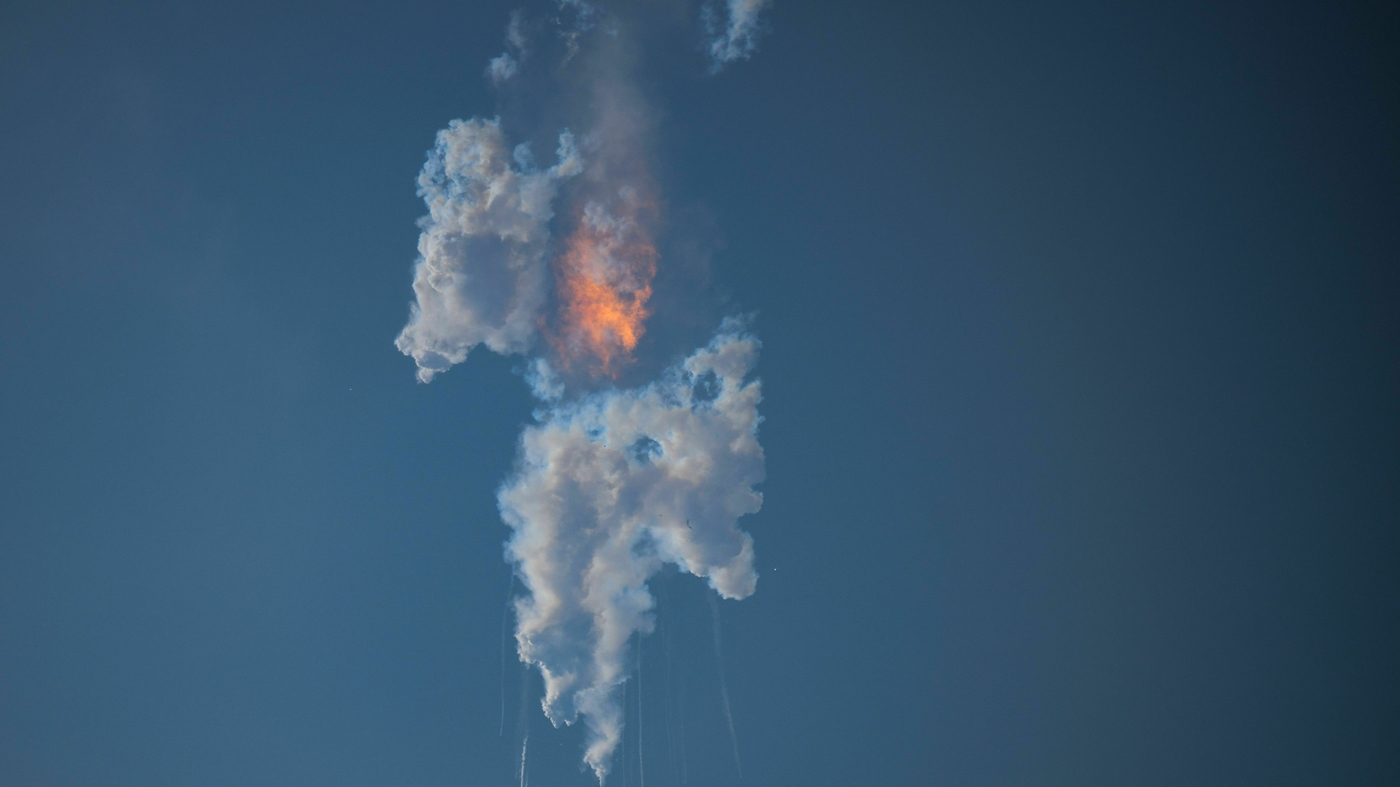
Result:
[706, 0, 772, 68]
[503, 322, 762, 780]
[488, 11, 529, 85]
[395, 2, 770, 781]
[395, 119, 581, 383]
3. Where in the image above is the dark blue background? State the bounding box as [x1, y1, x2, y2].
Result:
[1, 1, 1395, 784]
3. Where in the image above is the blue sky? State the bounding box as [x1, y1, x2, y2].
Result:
[1, 1, 1397, 785]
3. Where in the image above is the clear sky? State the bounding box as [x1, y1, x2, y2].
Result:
[1, 1, 1397, 785]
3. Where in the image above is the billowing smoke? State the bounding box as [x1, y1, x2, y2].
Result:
[395, 2, 769, 782]
[396, 119, 581, 383]
[503, 323, 762, 779]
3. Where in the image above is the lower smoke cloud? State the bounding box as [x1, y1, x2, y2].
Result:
[501, 320, 764, 781]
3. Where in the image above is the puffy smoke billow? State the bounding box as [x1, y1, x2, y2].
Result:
[487, 53, 519, 84]
[396, 119, 582, 382]
[487, 11, 529, 85]
[501, 321, 763, 782]
[706, 0, 772, 68]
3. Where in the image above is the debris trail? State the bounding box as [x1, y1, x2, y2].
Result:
[660, 585, 676, 785]
[501, 571, 515, 736]
[677, 612, 688, 787]
[710, 593, 743, 780]
[622, 673, 629, 787]
[516, 659, 531, 787]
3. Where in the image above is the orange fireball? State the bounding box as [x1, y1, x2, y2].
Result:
[551, 198, 658, 377]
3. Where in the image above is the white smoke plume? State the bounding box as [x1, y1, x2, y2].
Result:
[395, 119, 581, 382]
[706, 0, 772, 68]
[395, 3, 770, 781]
[502, 322, 763, 781]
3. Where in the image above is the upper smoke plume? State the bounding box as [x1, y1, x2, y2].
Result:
[706, 0, 772, 68]
[396, 2, 770, 781]
[396, 119, 581, 383]
[488, 11, 528, 84]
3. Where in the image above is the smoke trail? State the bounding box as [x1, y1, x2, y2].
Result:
[544, 37, 661, 381]
[394, 3, 773, 782]
[678, 622, 688, 787]
[659, 585, 676, 785]
[516, 657, 532, 783]
[501, 570, 516, 736]
[621, 672, 628, 787]
[709, 592, 742, 780]
[667, 576, 690, 786]
[637, 631, 645, 787]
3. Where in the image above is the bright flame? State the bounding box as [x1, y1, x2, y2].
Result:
[552, 197, 657, 377]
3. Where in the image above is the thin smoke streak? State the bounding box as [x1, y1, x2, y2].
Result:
[501, 571, 515, 736]
[622, 671, 629, 787]
[678, 613, 688, 787]
[710, 593, 742, 780]
[659, 585, 676, 785]
[638, 633, 645, 787]
[517, 659, 531, 785]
